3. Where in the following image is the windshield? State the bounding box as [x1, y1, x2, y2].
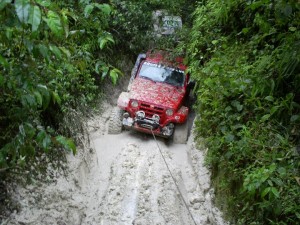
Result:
[139, 62, 185, 87]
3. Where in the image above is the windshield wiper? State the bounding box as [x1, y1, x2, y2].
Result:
[164, 80, 181, 87]
[140, 76, 156, 83]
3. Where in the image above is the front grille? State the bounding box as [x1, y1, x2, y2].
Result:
[140, 103, 164, 117]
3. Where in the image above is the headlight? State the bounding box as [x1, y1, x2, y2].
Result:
[131, 100, 138, 108]
[166, 109, 174, 116]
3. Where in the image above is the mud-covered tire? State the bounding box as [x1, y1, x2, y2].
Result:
[173, 122, 188, 144]
[108, 107, 123, 134]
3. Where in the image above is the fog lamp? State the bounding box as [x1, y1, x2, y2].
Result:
[123, 112, 130, 118]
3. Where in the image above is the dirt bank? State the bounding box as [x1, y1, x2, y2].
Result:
[4, 102, 227, 225]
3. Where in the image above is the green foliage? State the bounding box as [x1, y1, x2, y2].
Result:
[109, 0, 197, 54]
[55, 136, 76, 155]
[109, 0, 153, 52]
[0, 0, 122, 173]
[188, 0, 300, 224]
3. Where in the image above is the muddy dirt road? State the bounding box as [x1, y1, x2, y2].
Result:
[6, 102, 226, 225]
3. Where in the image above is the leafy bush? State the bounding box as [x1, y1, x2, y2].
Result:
[187, 0, 300, 224]
[109, 0, 197, 54]
[0, 0, 124, 173]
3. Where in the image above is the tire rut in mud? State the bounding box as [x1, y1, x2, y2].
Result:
[97, 141, 195, 225]
[94, 133, 223, 225]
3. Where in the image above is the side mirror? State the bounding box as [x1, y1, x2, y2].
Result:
[188, 80, 195, 90]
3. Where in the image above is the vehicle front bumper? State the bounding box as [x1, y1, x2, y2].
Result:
[122, 115, 174, 138]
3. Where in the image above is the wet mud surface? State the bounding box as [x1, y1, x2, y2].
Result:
[5, 102, 227, 225]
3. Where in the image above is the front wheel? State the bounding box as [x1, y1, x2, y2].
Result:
[108, 107, 123, 134]
[173, 122, 188, 144]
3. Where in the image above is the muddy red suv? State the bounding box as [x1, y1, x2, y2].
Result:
[109, 50, 194, 143]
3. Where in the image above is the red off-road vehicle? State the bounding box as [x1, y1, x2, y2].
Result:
[108, 50, 194, 143]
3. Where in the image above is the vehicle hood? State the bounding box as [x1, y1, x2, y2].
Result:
[129, 77, 185, 109]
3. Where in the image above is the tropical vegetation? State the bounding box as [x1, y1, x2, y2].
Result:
[0, 0, 299, 224]
[187, 0, 300, 224]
